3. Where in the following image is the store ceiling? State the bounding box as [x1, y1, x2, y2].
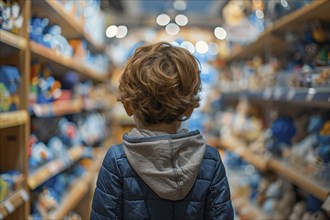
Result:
[103, 0, 228, 27]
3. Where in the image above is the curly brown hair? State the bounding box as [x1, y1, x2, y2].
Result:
[118, 42, 201, 126]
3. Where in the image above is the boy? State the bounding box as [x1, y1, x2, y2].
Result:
[91, 42, 233, 220]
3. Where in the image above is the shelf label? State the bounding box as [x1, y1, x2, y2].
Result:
[3, 201, 14, 214]
[273, 88, 283, 100]
[287, 89, 296, 100]
[20, 190, 29, 202]
[263, 88, 272, 100]
[322, 195, 330, 213]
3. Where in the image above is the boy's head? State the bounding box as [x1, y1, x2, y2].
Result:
[118, 42, 201, 126]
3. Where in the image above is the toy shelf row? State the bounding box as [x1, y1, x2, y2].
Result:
[0, 110, 29, 129]
[220, 87, 330, 109]
[218, 136, 330, 201]
[226, 0, 330, 61]
[47, 148, 105, 220]
[0, 188, 29, 220]
[32, 0, 105, 53]
[30, 98, 109, 118]
[30, 42, 108, 83]
[27, 146, 85, 190]
[0, 30, 108, 82]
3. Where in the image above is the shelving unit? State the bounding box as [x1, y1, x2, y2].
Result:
[31, 0, 105, 52]
[48, 150, 104, 220]
[0, 189, 30, 220]
[30, 42, 107, 82]
[220, 136, 269, 172]
[226, 0, 330, 62]
[0, 30, 27, 51]
[1, 0, 111, 217]
[0, 110, 29, 129]
[27, 146, 85, 190]
[268, 158, 329, 201]
[232, 197, 269, 220]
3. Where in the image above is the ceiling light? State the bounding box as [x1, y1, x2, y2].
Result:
[281, 0, 288, 8]
[214, 27, 227, 40]
[175, 14, 188, 26]
[256, 10, 264, 19]
[156, 14, 170, 26]
[180, 41, 195, 53]
[170, 41, 180, 47]
[173, 0, 187, 11]
[106, 25, 117, 38]
[116, 25, 128, 38]
[195, 41, 208, 54]
[165, 23, 180, 35]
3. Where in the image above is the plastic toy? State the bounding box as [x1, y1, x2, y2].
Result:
[0, 66, 21, 112]
[58, 118, 80, 147]
[29, 138, 54, 171]
[48, 136, 67, 158]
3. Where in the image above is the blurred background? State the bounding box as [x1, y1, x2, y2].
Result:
[0, 0, 329, 219]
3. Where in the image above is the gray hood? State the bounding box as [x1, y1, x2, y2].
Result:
[122, 128, 206, 201]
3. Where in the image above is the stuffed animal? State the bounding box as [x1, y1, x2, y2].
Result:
[0, 66, 21, 112]
[58, 118, 80, 147]
[48, 136, 67, 158]
[29, 136, 54, 171]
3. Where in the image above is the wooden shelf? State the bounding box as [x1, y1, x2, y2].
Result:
[30, 42, 107, 82]
[27, 146, 85, 190]
[48, 155, 103, 219]
[31, 0, 105, 52]
[268, 158, 330, 201]
[226, 0, 330, 61]
[0, 110, 29, 129]
[31, 99, 83, 117]
[0, 188, 29, 219]
[0, 30, 27, 51]
[219, 136, 268, 172]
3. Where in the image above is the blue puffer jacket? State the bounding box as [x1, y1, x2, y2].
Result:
[91, 129, 233, 220]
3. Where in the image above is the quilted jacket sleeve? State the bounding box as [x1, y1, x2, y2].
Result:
[204, 149, 234, 220]
[90, 146, 123, 220]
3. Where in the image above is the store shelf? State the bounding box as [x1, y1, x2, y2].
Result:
[219, 136, 269, 172]
[31, 0, 105, 52]
[48, 155, 102, 219]
[0, 188, 29, 219]
[0, 110, 29, 129]
[226, 0, 330, 61]
[232, 197, 269, 220]
[27, 146, 85, 190]
[30, 99, 83, 117]
[0, 30, 27, 50]
[268, 158, 330, 201]
[30, 42, 107, 82]
[221, 87, 330, 108]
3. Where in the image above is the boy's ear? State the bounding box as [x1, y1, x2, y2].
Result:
[183, 107, 194, 118]
[123, 101, 134, 116]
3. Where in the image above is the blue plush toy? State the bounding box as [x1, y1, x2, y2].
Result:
[0, 66, 21, 112]
[266, 116, 296, 157]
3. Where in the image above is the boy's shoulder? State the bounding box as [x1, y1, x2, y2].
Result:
[204, 144, 221, 161]
[105, 144, 126, 159]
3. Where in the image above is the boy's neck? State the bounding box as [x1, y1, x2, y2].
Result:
[135, 119, 181, 134]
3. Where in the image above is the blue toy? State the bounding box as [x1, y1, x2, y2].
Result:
[0, 66, 21, 112]
[58, 118, 80, 147]
[266, 116, 296, 157]
[48, 136, 67, 158]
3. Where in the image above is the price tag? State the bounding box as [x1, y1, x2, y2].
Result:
[263, 88, 272, 100]
[274, 88, 283, 100]
[20, 190, 29, 202]
[4, 201, 14, 214]
[322, 195, 330, 213]
[287, 89, 296, 100]
[305, 93, 315, 101]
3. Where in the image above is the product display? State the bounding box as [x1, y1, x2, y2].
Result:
[0, 0, 329, 219]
